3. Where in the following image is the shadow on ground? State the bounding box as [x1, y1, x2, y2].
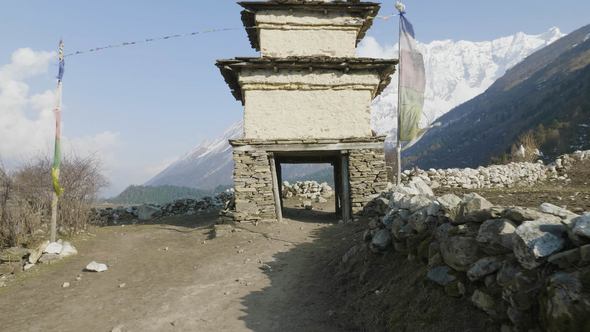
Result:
[239, 219, 363, 332]
[239, 215, 499, 332]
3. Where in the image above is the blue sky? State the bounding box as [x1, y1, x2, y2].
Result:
[1, 0, 588, 196]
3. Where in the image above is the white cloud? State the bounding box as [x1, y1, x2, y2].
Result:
[0, 48, 119, 169]
[357, 36, 397, 59]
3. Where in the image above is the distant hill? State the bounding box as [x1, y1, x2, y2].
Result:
[405, 24, 590, 168]
[107, 185, 214, 205]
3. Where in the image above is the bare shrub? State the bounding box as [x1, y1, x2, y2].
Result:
[509, 132, 540, 163]
[0, 155, 107, 247]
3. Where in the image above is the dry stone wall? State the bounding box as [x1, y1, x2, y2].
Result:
[232, 150, 276, 222]
[360, 178, 590, 331]
[402, 149, 590, 190]
[349, 148, 388, 214]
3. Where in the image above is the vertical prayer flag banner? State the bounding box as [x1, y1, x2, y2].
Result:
[52, 40, 64, 196]
[398, 14, 426, 142]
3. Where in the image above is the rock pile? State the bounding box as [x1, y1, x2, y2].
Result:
[93, 192, 233, 224]
[401, 149, 590, 189]
[282, 181, 334, 201]
[0, 239, 78, 283]
[359, 178, 590, 331]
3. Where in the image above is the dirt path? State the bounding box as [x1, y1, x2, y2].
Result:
[0, 204, 358, 332]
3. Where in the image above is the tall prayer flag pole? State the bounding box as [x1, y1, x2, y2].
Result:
[395, 1, 426, 185]
[50, 40, 65, 242]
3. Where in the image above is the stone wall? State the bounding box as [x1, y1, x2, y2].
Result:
[232, 150, 276, 222]
[361, 179, 590, 331]
[243, 89, 374, 139]
[402, 149, 590, 190]
[256, 10, 361, 57]
[349, 148, 388, 214]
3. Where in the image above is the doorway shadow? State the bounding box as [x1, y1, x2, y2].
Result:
[282, 207, 338, 224]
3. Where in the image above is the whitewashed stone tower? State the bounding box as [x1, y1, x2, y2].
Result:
[217, 0, 397, 222]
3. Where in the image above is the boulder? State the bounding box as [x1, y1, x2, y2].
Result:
[370, 229, 392, 253]
[44, 242, 63, 255]
[457, 193, 493, 223]
[408, 195, 432, 213]
[0, 247, 30, 262]
[467, 256, 503, 281]
[427, 266, 456, 286]
[437, 224, 481, 271]
[548, 248, 581, 269]
[85, 261, 108, 272]
[513, 219, 566, 269]
[502, 207, 554, 223]
[408, 178, 434, 197]
[539, 203, 579, 220]
[436, 194, 462, 219]
[572, 213, 590, 239]
[540, 270, 590, 332]
[38, 253, 62, 264]
[471, 290, 498, 316]
[476, 219, 517, 255]
[303, 201, 313, 210]
[60, 242, 78, 257]
[28, 240, 49, 264]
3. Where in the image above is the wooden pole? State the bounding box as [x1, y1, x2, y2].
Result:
[269, 153, 283, 223]
[340, 152, 351, 223]
[50, 40, 64, 243]
[396, 12, 403, 186]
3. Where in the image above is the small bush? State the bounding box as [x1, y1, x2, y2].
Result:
[0, 156, 107, 247]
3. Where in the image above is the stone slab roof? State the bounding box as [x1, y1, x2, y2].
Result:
[216, 57, 398, 103]
[239, 1, 381, 51]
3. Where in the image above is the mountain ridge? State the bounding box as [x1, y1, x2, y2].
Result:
[404, 24, 590, 169]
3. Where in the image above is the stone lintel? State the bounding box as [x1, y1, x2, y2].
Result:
[230, 136, 386, 152]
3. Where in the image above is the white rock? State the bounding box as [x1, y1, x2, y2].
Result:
[539, 203, 578, 219]
[85, 261, 108, 272]
[513, 219, 566, 269]
[44, 242, 63, 255]
[60, 242, 78, 257]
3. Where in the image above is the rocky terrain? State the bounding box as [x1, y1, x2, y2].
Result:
[328, 152, 590, 331]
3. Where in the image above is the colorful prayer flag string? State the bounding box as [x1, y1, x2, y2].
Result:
[52, 40, 64, 196]
[63, 14, 398, 58]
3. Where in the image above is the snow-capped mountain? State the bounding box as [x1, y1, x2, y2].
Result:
[365, 27, 564, 138]
[146, 28, 564, 190]
[146, 121, 242, 189]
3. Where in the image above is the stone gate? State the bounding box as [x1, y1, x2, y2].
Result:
[216, 0, 397, 222]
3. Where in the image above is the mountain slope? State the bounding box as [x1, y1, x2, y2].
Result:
[146, 122, 242, 189]
[147, 28, 564, 190]
[404, 24, 590, 169]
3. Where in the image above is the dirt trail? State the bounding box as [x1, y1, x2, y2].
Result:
[0, 204, 357, 332]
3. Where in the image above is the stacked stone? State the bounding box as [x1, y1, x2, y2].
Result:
[232, 150, 276, 222]
[92, 192, 233, 225]
[359, 179, 590, 331]
[282, 181, 333, 200]
[349, 149, 388, 214]
[401, 149, 590, 190]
